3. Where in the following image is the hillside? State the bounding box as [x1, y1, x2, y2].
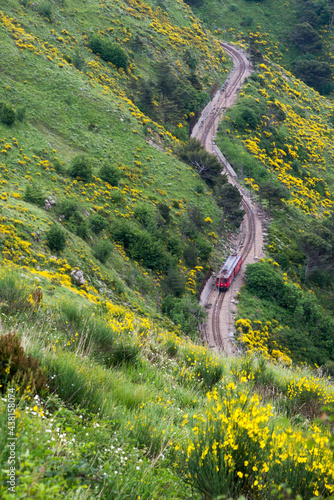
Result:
[0, 0, 233, 336]
[1, 268, 334, 499]
[192, 0, 334, 94]
[1, 0, 334, 499]
[216, 55, 334, 369]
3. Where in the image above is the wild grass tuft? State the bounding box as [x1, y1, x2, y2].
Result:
[0, 270, 31, 312]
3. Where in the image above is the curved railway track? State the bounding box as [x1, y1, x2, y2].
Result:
[211, 289, 225, 350]
[241, 199, 256, 262]
[200, 43, 248, 151]
[211, 197, 256, 353]
[199, 43, 255, 354]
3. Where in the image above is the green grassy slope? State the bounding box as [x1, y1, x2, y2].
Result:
[0, 0, 232, 324]
[216, 57, 334, 367]
[0, 1, 334, 498]
[0, 267, 334, 499]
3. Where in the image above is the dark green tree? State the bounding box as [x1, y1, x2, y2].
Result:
[129, 231, 165, 270]
[99, 163, 122, 186]
[93, 240, 112, 264]
[176, 138, 226, 186]
[0, 102, 16, 126]
[110, 220, 137, 248]
[89, 214, 108, 234]
[235, 107, 259, 130]
[161, 294, 206, 338]
[294, 60, 332, 92]
[23, 183, 45, 207]
[290, 23, 322, 51]
[157, 203, 171, 224]
[167, 235, 183, 257]
[300, 9, 319, 27]
[259, 181, 288, 216]
[215, 183, 244, 231]
[138, 79, 155, 115]
[184, 244, 198, 268]
[89, 35, 128, 70]
[46, 225, 66, 253]
[299, 230, 332, 279]
[156, 61, 177, 100]
[69, 155, 93, 182]
[184, 49, 198, 70]
[163, 268, 186, 297]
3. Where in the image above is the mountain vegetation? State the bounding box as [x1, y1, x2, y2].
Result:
[0, 0, 334, 498]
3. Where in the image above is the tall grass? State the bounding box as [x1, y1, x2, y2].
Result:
[0, 270, 31, 312]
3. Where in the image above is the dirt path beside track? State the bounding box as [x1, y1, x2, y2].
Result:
[192, 44, 267, 355]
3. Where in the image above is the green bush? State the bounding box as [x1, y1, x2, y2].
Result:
[162, 295, 206, 339]
[184, 244, 198, 267]
[89, 214, 108, 234]
[167, 235, 183, 258]
[93, 240, 112, 263]
[99, 163, 122, 186]
[46, 224, 66, 253]
[0, 102, 16, 126]
[53, 158, 66, 175]
[69, 155, 92, 182]
[236, 107, 259, 130]
[57, 200, 86, 236]
[38, 1, 52, 21]
[110, 219, 137, 248]
[129, 231, 166, 270]
[195, 237, 212, 263]
[76, 221, 89, 239]
[58, 200, 80, 221]
[23, 183, 45, 207]
[157, 203, 171, 224]
[163, 268, 186, 297]
[245, 262, 286, 303]
[183, 348, 224, 388]
[133, 203, 155, 227]
[195, 184, 204, 194]
[89, 35, 128, 70]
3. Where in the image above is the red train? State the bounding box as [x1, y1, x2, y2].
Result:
[215, 254, 242, 290]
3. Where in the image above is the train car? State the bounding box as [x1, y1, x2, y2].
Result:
[215, 254, 242, 290]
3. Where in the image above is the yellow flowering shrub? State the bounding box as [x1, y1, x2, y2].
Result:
[236, 318, 292, 366]
[180, 384, 334, 499]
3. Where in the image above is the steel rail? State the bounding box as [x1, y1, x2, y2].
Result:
[200, 43, 254, 353]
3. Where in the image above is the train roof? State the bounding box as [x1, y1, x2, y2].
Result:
[217, 254, 241, 278]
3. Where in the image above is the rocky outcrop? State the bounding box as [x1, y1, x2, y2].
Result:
[70, 269, 85, 286]
[44, 196, 56, 210]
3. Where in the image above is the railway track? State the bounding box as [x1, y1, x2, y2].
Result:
[198, 43, 254, 354]
[211, 290, 224, 351]
[210, 197, 256, 354]
[200, 43, 248, 151]
[241, 199, 256, 262]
